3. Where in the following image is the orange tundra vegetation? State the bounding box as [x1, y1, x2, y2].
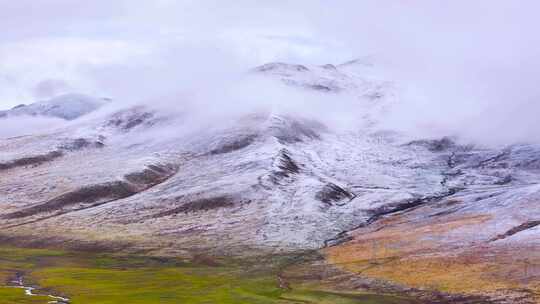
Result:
[325, 212, 540, 302]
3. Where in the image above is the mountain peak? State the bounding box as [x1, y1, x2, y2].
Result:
[0, 93, 109, 120]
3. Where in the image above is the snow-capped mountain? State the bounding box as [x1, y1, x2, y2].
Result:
[0, 60, 538, 303]
[0, 93, 110, 120]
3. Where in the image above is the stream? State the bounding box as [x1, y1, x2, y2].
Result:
[9, 273, 70, 304]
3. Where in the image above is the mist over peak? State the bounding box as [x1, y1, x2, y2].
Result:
[1, 1, 539, 146]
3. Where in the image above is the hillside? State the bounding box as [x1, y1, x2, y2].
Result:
[0, 61, 538, 303]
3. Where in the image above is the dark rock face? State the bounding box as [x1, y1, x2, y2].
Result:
[316, 183, 355, 206]
[209, 134, 258, 155]
[124, 164, 175, 186]
[59, 138, 104, 151]
[307, 84, 333, 92]
[321, 64, 337, 70]
[151, 195, 238, 218]
[494, 174, 513, 185]
[490, 220, 540, 242]
[254, 62, 309, 73]
[407, 137, 457, 152]
[0, 151, 64, 171]
[11, 104, 26, 110]
[105, 107, 159, 131]
[269, 150, 301, 185]
[276, 150, 300, 175]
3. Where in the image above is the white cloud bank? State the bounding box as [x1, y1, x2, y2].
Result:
[0, 116, 66, 139]
[0, 1, 539, 145]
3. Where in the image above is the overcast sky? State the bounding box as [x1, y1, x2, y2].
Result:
[1, 1, 539, 144]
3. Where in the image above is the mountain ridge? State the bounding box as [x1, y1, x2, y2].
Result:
[0, 61, 538, 303]
[0, 93, 110, 120]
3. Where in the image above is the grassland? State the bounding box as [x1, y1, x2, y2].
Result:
[0, 246, 420, 304]
[325, 214, 540, 303]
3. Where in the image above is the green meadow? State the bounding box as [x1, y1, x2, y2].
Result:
[0, 246, 419, 304]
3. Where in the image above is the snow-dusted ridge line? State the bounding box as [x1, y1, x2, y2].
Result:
[1, 163, 179, 229]
[0, 93, 110, 120]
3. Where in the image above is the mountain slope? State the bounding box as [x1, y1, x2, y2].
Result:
[0, 61, 538, 303]
[0, 93, 109, 120]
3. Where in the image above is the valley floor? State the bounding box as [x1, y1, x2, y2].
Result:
[0, 246, 421, 304]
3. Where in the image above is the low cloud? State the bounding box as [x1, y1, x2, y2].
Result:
[0, 116, 67, 139]
[0, 1, 539, 146]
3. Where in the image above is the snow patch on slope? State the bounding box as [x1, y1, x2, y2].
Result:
[0, 94, 109, 120]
